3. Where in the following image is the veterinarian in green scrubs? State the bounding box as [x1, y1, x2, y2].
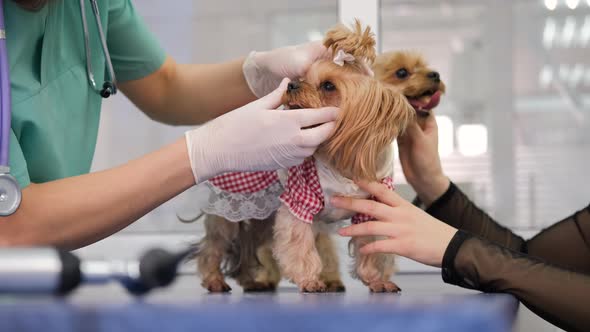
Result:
[1, 0, 338, 248]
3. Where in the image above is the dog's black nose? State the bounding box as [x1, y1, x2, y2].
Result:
[287, 81, 300, 92]
[427, 71, 440, 83]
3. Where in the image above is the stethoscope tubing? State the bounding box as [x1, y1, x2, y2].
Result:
[0, 0, 11, 168]
[79, 0, 117, 97]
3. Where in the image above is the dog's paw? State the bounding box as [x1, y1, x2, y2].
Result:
[299, 280, 327, 293]
[324, 280, 346, 293]
[368, 281, 401, 293]
[243, 281, 277, 293]
[203, 278, 232, 293]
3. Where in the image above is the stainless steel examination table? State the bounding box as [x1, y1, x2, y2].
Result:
[0, 273, 518, 332]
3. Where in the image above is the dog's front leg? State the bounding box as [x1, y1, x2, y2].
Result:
[316, 233, 346, 292]
[272, 205, 325, 292]
[196, 215, 238, 292]
[351, 235, 400, 293]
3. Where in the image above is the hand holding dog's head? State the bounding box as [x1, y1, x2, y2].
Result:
[282, 20, 414, 181]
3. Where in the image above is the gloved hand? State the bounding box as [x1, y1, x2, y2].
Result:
[185, 78, 339, 184]
[242, 41, 329, 97]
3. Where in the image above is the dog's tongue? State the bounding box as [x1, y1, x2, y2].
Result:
[409, 90, 442, 111]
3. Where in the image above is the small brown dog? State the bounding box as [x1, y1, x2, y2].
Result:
[272, 20, 414, 293]
[373, 51, 445, 122]
[192, 20, 417, 294]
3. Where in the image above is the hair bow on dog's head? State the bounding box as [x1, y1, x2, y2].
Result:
[333, 49, 356, 66]
[332, 49, 374, 77]
[325, 19, 376, 77]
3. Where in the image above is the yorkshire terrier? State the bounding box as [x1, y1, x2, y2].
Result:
[192, 20, 415, 294]
[272, 20, 414, 293]
[373, 51, 446, 123]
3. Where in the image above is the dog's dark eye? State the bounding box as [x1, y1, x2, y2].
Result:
[320, 81, 336, 91]
[395, 68, 409, 79]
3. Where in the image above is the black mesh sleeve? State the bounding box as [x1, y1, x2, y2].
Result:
[442, 231, 590, 332]
[427, 182, 590, 331]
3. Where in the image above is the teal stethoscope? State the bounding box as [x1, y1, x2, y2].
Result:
[0, 0, 117, 216]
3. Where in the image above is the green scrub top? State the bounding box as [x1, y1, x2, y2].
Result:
[4, 0, 166, 188]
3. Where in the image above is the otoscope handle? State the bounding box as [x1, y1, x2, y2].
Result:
[0, 247, 81, 295]
[0, 246, 189, 296]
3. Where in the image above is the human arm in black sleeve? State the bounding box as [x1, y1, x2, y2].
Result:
[426, 182, 590, 274]
[442, 230, 590, 332]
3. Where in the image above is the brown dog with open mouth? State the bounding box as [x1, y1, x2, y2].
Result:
[373, 51, 445, 123]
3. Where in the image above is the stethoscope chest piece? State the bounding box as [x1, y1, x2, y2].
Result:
[0, 172, 21, 216]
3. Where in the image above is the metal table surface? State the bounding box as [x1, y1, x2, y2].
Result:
[0, 274, 518, 332]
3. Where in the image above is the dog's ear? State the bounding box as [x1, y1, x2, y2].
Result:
[323, 80, 414, 181]
[379, 84, 415, 140]
[323, 19, 376, 65]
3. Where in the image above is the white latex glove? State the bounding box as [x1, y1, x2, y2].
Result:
[185, 78, 339, 184]
[242, 41, 329, 97]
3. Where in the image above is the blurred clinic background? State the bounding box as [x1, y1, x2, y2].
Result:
[73, 1, 590, 330]
[80, 0, 589, 299]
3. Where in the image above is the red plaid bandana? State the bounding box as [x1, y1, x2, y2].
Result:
[208, 159, 394, 224]
[208, 170, 278, 194]
[278, 159, 323, 224]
